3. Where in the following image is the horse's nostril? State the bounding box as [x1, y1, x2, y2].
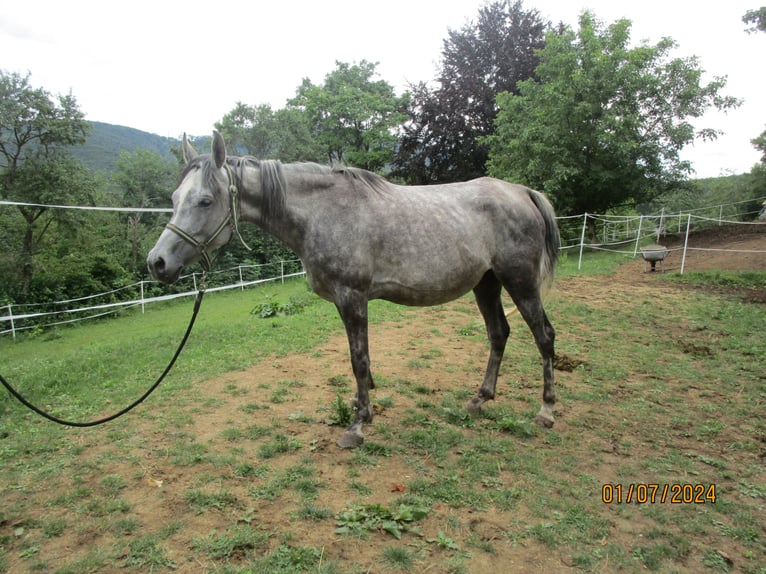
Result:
[151, 256, 165, 275]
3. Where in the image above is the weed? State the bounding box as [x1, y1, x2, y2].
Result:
[349, 481, 373, 496]
[376, 395, 395, 409]
[327, 374, 350, 387]
[251, 294, 312, 318]
[382, 545, 415, 569]
[701, 548, 734, 572]
[192, 525, 270, 559]
[428, 530, 460, 550]
[256, 434, 302, 459]
[246, 544, 325, 573]
[360, 441, 392, 457]
[335, 503, 430, 539]
[41, 517, 66, 538]
[491, 416, 536, 438]
[295, 503, 332, 521]
[99, 474, 127, 496]
[233, 462, 267, 478]
[185, 488, 238, 512]
[325, 393, 353, 427]
[123, 535, 176, 570]
[112, 518, 139, 535]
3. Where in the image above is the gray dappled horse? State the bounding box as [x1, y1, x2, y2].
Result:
[147, 131, 560, 448]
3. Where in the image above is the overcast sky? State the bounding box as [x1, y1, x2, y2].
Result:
[1, 0, 763, 178]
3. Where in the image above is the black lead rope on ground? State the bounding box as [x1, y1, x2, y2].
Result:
[0, 288, 205, 428]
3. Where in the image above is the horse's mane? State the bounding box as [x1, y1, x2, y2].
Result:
[286, 161, 390, 194]
[183, 154, 389, 227]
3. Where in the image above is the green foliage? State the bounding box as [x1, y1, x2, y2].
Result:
[251, 294, 312, 318]
[335, 503, 429, 539]
[0, 70, 104, 302]
[743, 7, 766, 34]
[395, 0, 547, 183]
[216, 103, 324, 163]
[123, 535, 177, 570]
[111, 149, 178, 274]
[382, 545, 415, 569]
[427, 531, 460, 550]
[192, 525, 270, 559]
[484, 12, 741, 215]
[289, 60, 408, 172]
[325, 393, 354, 427]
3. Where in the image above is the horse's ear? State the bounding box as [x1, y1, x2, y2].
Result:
[182, 133, 198, 164]
[212, 130, 226, 169]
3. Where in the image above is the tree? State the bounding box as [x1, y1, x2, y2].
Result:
[743, 7, 766, 210]
[743, 7, 766, 33]
[0, 70, 93, 301]
[394, 0, 548, 183]
[483, 12, 741, 216]
[112, 149, 177, 274]
[289, 60, 408, 172]
[748, 129, 766, 215]
[215, 102, 323, 162]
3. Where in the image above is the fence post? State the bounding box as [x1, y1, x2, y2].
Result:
[281, 260, 285, 284]
[140, 281, 145, 314]
[192, 272, 198, 292]
[577, 213, 588, 270]
[680, 213, 692, 275]
[633, 215, 644, 256]
[7, 303, 15, 340]
[239, 266, 244, 290]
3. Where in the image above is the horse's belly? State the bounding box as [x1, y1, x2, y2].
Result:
[369, 260, 489, 306]
[369, 229, 492, 305]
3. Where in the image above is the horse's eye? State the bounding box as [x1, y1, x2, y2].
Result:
[198, 197, 213, 208]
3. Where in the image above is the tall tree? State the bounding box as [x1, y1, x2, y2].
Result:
[0, 70, 93, 301]
[743, 7, 766, 33]
[112, 149, 177, 274]
[743, 6, 766, 210]
[216, 102, 323, 162]
[483, 12, 741, 216]
[394, 0, 548, 183]
[289, 60, 407, 172]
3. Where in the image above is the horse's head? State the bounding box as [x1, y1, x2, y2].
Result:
[147, 131, 235, 283]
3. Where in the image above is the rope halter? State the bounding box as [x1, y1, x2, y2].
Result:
[164, 163, 251, 272]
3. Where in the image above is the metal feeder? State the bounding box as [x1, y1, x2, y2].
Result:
[640, 245, 668, 272]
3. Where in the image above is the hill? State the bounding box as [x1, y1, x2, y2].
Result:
[68, 121, 180, 173]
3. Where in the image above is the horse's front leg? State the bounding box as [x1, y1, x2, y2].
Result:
[334, 288, 374, 449]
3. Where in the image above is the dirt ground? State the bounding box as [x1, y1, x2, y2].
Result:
[660, 220, 766, 271]
[3, 223, 765, 573]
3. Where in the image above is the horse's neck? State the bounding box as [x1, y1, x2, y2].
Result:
[238, 161, 306, 252]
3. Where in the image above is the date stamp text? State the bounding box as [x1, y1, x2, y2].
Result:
[601, 483, 716, 504]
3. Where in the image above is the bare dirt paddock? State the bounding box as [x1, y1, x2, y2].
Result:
[2, 224, 765, 573]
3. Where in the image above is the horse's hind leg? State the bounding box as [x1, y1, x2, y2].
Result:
[502, 278, 557, 428]
[467, 271, 510, 414]
[334, 287, 374, 449]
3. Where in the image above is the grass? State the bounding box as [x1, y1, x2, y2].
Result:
[1, 259, 765, 572]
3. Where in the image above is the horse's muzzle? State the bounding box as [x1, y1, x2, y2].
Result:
[147, 250, 181, 284]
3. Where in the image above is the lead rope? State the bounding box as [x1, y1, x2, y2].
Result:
[0, 280, 207, 427]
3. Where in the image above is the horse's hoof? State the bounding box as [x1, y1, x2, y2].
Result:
[533, 414, 554, 428]
[338, 430, 364, 449]
[466, 397, 484, 415]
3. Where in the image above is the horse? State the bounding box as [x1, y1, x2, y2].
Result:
[147, 131, 560, 448]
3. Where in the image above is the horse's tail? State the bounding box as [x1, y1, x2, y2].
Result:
[527, 188, 560, 296]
